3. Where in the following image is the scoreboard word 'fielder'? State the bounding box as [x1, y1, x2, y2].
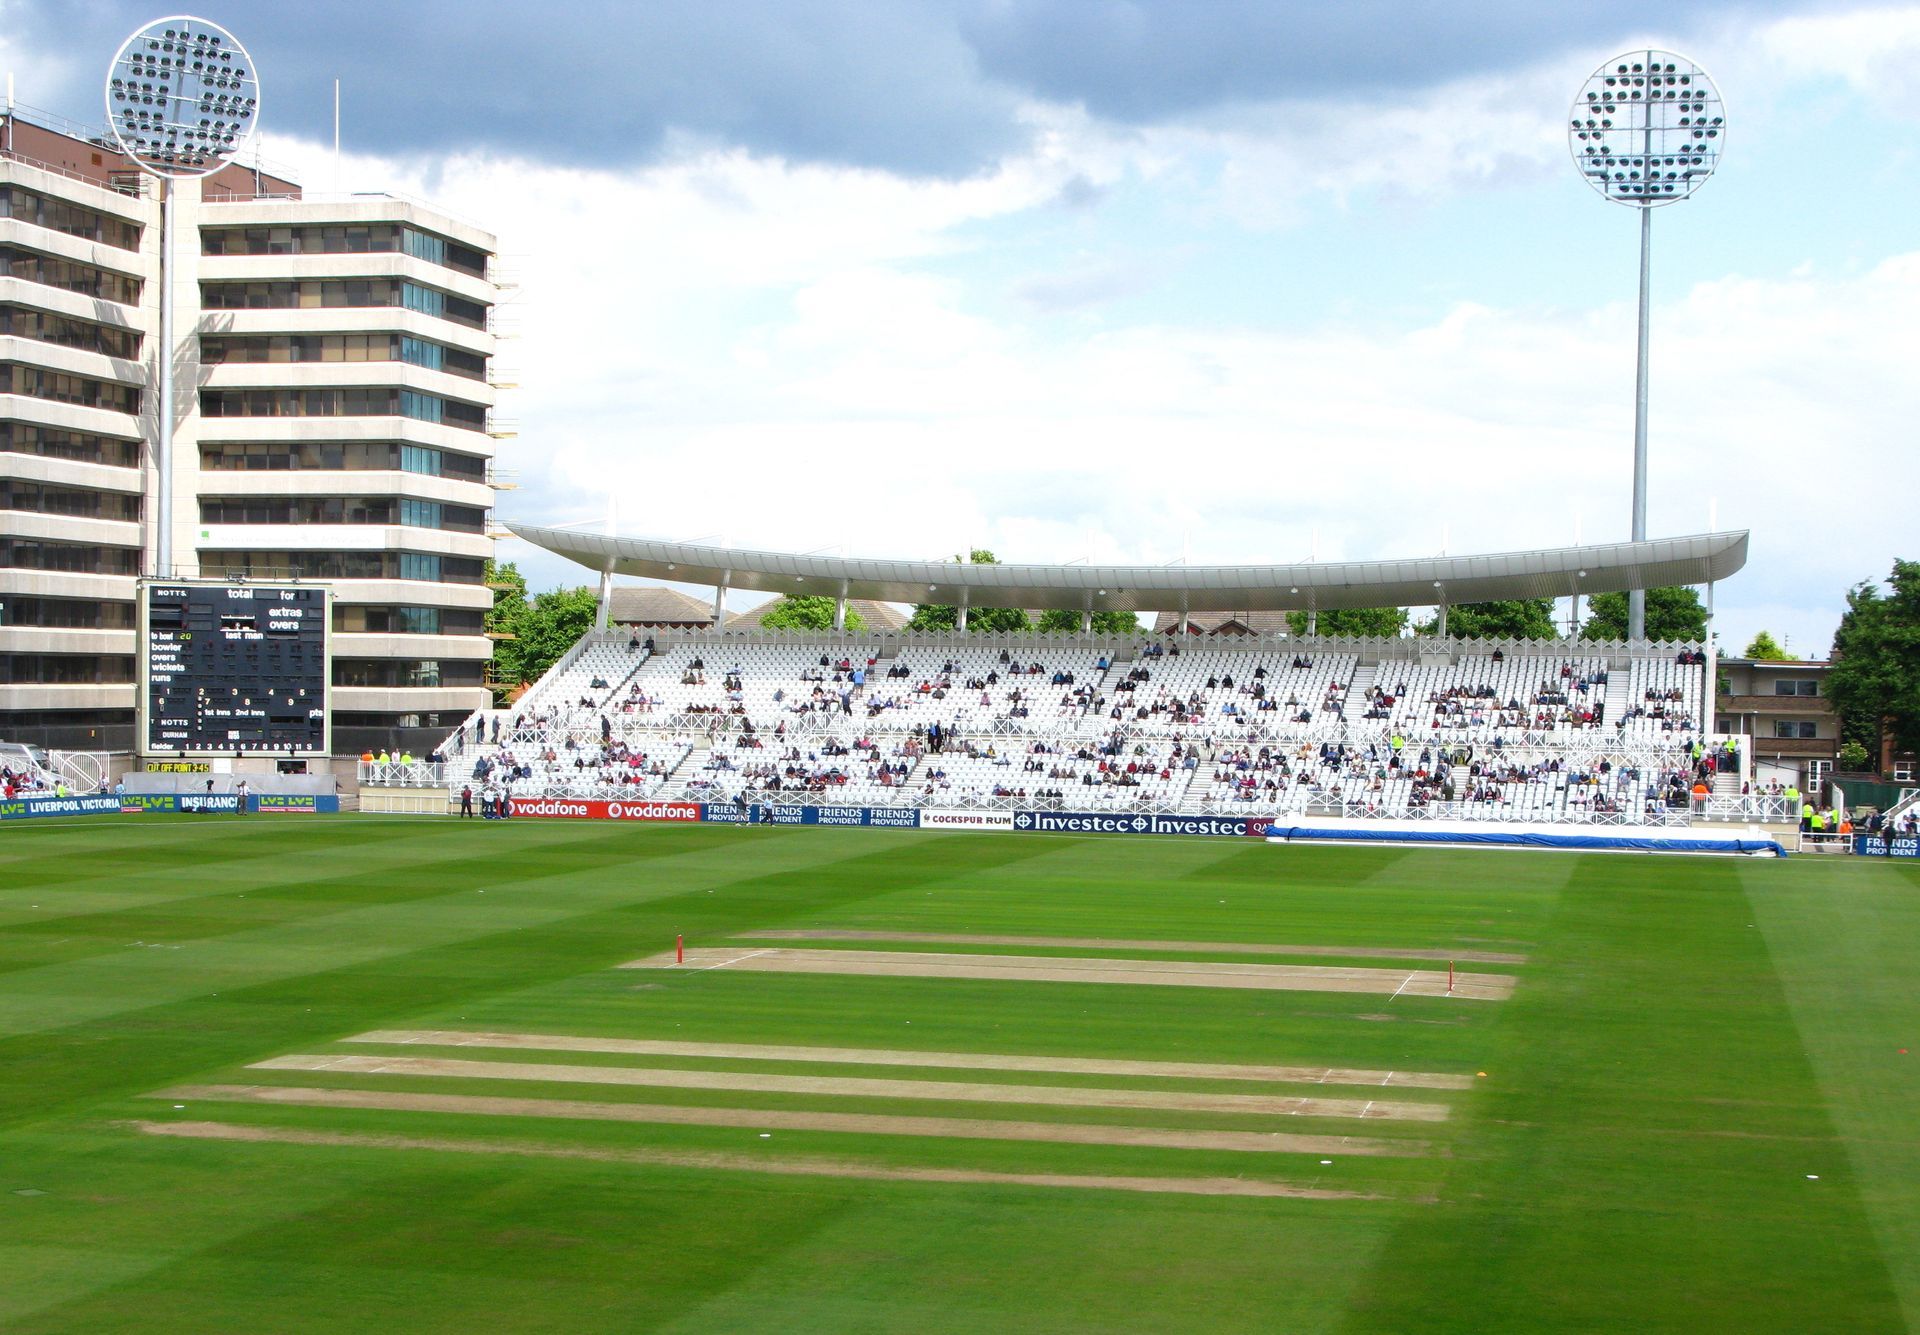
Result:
[144, 584, 328, 754]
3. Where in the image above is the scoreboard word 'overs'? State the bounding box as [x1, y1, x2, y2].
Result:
[143, 583, 328, 754]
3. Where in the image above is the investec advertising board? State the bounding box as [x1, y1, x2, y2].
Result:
[1012, 810, 1271, 838]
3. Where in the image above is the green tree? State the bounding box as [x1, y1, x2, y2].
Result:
[1580, 587, 1709, 642]
[1827, 559, 1920, 763]
[758, 595, 865, 634]
[483, 559, 530, 702]
[513, 586, 601, 686]
[1285, 607, 1409, 637]
[906, 549, 1031, 633]
[1742, 630, 1796, 661]
[1035, 608, 1141, 633]
[1416, 599, 1558, 640]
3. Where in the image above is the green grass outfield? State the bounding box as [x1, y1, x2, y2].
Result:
[0, 816, 1915, 1333]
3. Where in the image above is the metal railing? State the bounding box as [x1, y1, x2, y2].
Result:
[359, 760, 447, 787]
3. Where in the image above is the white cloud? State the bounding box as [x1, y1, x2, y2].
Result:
[190, 5, 1920, 662]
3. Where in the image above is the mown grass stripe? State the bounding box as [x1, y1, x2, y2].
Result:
[345, 1028, 1473, 1088]
[152, 1083, 1434, 1157]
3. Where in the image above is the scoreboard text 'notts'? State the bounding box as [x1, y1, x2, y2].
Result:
[143, 583, 328, 755]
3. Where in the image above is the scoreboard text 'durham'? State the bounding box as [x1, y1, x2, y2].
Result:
[141, 583, 329, 754]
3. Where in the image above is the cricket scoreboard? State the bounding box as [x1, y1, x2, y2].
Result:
[140, 582, 330, 755]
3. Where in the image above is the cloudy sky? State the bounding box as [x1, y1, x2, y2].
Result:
[8, 0, 1916, 652]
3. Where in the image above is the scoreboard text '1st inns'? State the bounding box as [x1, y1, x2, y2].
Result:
[139, 581, 330, 756]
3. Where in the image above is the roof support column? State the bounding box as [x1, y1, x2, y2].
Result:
[594, 557, 614, 631]
[956, 588, 969, 633]
[833, 581, 848, 632]
[1705, 578, 1719, 748]
[1433, 581, 1448, 639]
[713, 571, 730, 630]
[1081, 590, 1094, 635]
[1178, 591, 1189, 639]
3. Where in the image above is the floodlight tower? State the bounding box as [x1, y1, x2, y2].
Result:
[1568, 50, 1724, 641]
[104, 16, 262, 578]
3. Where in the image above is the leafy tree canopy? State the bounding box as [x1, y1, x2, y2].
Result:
[1285, 607, 1409, 637]
[1416, 598, 1558, 641]
[483, 559, 530, 703]
[513, 587, 601, 688]
[758, 595, 864, 634]
[1581, 587, 1708, 643]
[907, 550, 1031, 633]
[1827, 559, 1920, 762]
[1036, 608, 1141, 633]
[1742, 630, 1796, 661]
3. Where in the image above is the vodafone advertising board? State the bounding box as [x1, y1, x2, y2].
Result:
[513, 798, 701, 822]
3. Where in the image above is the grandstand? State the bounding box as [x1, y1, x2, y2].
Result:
[421, 624, 1720, 826]
[354, 525, 1769, 829]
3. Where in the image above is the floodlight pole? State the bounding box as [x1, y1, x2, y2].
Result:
[1571, 50, 1725, 642]
[1629, 174, 1653, 642]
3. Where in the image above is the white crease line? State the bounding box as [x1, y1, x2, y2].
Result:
[686, 948, 777, 974]
[1387, 971, 1417, 1002]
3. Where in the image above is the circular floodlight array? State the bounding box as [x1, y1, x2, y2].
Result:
[1569, 50, 1723, 207]
[104, 16, 259, 177]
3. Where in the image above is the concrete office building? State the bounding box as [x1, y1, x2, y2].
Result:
[0, 104, 500, 763]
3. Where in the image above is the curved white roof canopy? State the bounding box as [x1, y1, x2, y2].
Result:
[509, 524, 1748, 615]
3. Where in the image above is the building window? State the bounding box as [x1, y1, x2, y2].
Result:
[201, 223, 485, 278]
[0, 424, 140, 469]
[1772, 680, 1820, 697]
[0, 305, 141, 359]
[398, 553, 441, 582]
[398, 390, 443, 424]
[0, 185, 142, 250]
[1773, 721, 1818, 740]
[196, 440, 485, 481]
[0, 481, 141, 522]
[0, 538, 141, 575]
[1894, 761, 1914, 783]
[0, 653, 135, 683]
[0, 363, 141, 414]
[0, 246, 141, 304]
[333, 606, 485, 635]
[331, 658, 484, 688]
[0, 596, 136, 629]
[399, 336, 443, 371]
[199, 551, 484, 584]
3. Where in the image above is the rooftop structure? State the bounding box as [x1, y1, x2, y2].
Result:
[511, 525, 1750, 633]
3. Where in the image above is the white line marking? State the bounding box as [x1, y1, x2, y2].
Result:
[687, 948, 777, 974]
